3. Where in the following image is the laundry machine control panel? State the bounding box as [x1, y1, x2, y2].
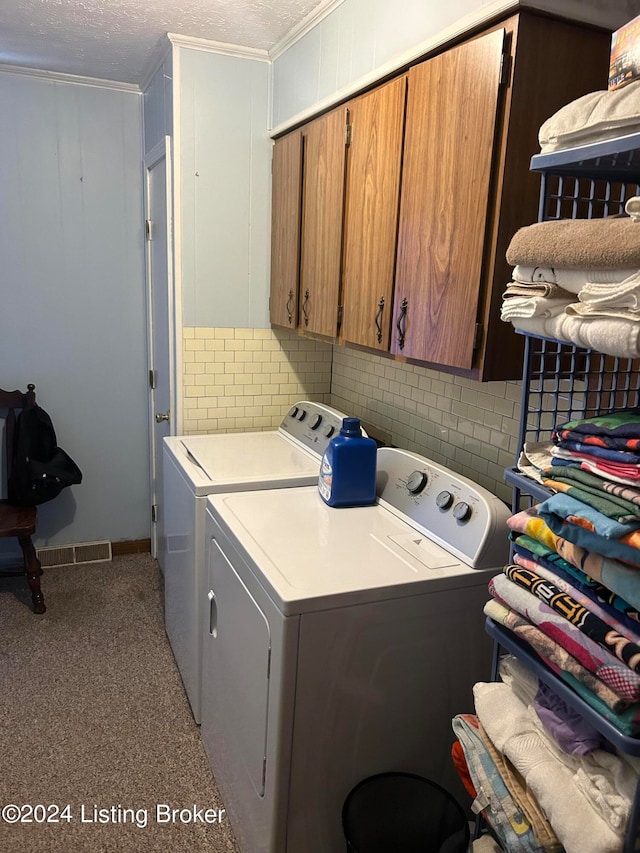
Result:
[376, 447, 510, 569]
[279, 401, 363, 457]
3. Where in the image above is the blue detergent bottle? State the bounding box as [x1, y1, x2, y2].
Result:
[318, 417, 377, 507]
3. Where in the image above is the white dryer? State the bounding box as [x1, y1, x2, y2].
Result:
[161, 401, 355, 723]
[201, 447, 511, 853]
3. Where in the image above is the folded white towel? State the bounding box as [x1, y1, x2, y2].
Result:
[500, 294, 573, 321]
[578, 269, 640, 310]
[513, 265, 634, 294]
[474, 681, 623, 853]
[507, 312, 640, 359]
[567, 303, 640, 321]
[539, 81, 640, 153]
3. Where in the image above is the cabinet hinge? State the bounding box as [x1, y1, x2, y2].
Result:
[345, 122, 352, 147]
[473, 323, 484, 351]
[499, 53, 512, 87]
[337, 305, 344, 327]
[145, 219, 152, 240]
[149, 369, 156, 389]
[151, 504, 158, 523]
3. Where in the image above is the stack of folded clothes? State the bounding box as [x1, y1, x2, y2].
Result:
[453, 408, 640, 851]
[452, 655, 639, 853]
[501, 200, 640, 358]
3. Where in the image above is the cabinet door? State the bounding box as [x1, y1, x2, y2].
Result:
[299, 107, 348, 338]
[270, 131, 303, 329]
[392, 28, 505, 368]
[340, 76, 407, 350]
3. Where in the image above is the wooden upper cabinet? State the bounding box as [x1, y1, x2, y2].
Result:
[392, 28, 505, 368]
[270, 130, 303, 329]
[340, 76, 407, 351]
[299, 107, 348, 338]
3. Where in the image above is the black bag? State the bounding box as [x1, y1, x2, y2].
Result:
[7, 404, 83, 506]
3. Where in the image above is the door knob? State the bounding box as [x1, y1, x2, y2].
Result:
[155, 411, 170, 423]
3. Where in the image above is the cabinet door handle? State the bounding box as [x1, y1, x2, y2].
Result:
[286, 289, 294, 325]
[302, 289, 310, 327]
[396, 297, 408, 351]
[375, 296, 385, 343]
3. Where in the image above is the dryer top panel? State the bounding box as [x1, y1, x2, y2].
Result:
[207, 485, 501, 616]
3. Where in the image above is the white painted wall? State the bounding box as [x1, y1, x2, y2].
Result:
[143, 51, 173, 155]
[0, 72, 148, 549]
[271, 0, 640, 128]
[178, 48, 271, 329]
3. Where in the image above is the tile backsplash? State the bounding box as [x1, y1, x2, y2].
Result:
[329, 348, 521, 505]
[182, 328, 521, 503]
[182, 327, 332, 434]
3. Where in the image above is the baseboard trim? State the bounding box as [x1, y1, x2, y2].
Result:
[111, 539, 152, 556]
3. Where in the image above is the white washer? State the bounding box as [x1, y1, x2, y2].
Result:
[161, 401, 356, 723]
[201, 447, 511, 853]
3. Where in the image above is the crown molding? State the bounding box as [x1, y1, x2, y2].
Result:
[270, 0, 346, 61]
[140, 34, 172, 93]
[0, 62, 140, 92]
[167, 32, 270, 62]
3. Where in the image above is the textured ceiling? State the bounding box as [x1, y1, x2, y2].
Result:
[0, 0, 331, 86]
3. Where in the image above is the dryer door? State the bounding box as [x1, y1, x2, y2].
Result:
[202, 535, 271, 797]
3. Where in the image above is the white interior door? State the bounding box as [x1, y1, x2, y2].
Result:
[145, 137, 176, 562]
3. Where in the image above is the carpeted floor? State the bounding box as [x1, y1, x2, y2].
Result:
[0, 554, 240, 853]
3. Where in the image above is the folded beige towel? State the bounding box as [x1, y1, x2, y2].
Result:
[539, 81, 640, 153]
[503, 281, 562, 298]
[506, 217, 640, 269]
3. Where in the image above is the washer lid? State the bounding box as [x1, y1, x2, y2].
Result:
[207, 487, 495, 615]
[178, 432, 319, 489]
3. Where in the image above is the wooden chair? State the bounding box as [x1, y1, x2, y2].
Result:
[0, 384, 45, 613]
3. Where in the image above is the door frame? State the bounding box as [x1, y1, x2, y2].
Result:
[144, 135, 182, 556]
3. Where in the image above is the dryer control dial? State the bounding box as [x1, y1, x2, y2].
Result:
[310, 414, 322, 430]
[323, 425, 335, 438]
[297, 409, 306, 421]
[436, 490, 454, 510]
[406, 470, 428, 494]
[453, 501, 472, 523]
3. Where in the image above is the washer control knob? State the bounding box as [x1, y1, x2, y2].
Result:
[436, 490, 454, 510]
[406, 470, 428, 494]
[310, 414, 322, 430]
[453, 501, 472, 522]
[297, 409, 306, 421]
[290, 406, 299, 418]
[324, 425, 335, 438]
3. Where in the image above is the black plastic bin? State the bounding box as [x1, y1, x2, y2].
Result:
[342, 772, 470, 853]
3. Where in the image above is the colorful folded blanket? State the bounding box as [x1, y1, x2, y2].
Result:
[540, 470, 640, 522]
[513, 550, 640, 644]
[489, 573, 640, 702]
[484, 598, 633, 716]
[452, 713, 547, 853]
[553, 408, 640, 451]
[508, 508, 640, 613]
[504, 563, 640, 672]
[541, 464, 640, 508]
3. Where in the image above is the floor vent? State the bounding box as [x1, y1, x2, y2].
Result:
[37, 541, 112, 568]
